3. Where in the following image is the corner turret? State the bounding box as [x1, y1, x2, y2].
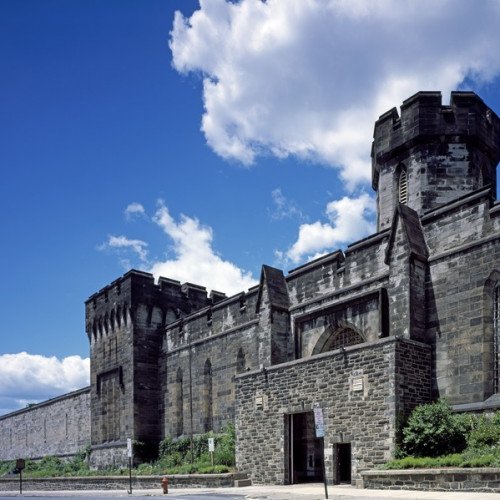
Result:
[85, 269, 212, 468]
[372, 91, 500, 230]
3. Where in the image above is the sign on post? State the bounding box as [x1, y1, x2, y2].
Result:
[126, 438, 133, 494]
[16, 459, 25, 495]
[208, 437, 215, 466]
[313, 406, 328, 499]
[313, 406, 325, 438]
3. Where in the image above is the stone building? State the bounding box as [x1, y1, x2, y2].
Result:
[1, 90, 500, 485]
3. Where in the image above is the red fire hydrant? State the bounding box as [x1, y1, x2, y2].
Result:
[161, 475, 169, 494]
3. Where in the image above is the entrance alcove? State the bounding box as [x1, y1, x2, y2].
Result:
[284, 412, 323, 484]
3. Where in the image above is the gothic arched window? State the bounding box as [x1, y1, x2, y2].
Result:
[312, 325, 365, 356]
[398, 168, 408, 205]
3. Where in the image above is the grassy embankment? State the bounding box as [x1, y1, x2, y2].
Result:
[0, 425, 235, 478]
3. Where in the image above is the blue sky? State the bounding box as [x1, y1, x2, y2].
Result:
[2, 0, 500, 415]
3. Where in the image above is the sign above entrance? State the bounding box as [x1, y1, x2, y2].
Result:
[313, 406, 325, 438]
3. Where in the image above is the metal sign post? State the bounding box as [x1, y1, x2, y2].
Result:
[313, 407, 328, 499]
[16, 459, 25, 495]
[208, 437, 215, 466]
[127, 438, 133, 494]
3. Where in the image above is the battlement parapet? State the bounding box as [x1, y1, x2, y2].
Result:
[86, 270, 213, 306]
[158, 277, 182, 296]
[85, 270, 215, 340]
[210, 290, 227, 304]
[372, 91, 500, 189]
[181, 282, 208, 304]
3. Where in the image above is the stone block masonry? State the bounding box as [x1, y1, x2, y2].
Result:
[362, 468, 500, 493]
[235, 337, 431, 485]
[0, 388, 90, 461]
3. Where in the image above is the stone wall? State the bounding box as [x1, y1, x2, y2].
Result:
[0, 388, 90, 461]
[362, 468, 500, 493]
[161, 319, 262, 437]
[235, 337, 431, 485]
[423, 189, 500, 404]
[0, 473, 245, 491]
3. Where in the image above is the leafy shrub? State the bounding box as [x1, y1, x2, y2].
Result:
[214, 423, 235, 466]
[136, 463, 154, 475]
[157, 424, 235, 472]
[467, 412, 500, 449]
[0, 461, 15, 476]
[402, 399, 467, 457]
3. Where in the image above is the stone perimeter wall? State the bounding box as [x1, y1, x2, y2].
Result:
[362, 468, 500, 493]
[0, 473, 243, 491]
[0, 388, 90, 461]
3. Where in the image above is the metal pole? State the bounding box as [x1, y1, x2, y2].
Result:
[321, 437, 328, 499]
[128, 456, 132, 494]
[19, 469, 22, 495]
[290, 415, 294, 484]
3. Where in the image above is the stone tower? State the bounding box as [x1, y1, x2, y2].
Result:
[85, 270, 211, 467]
[372, 91, 500, 231]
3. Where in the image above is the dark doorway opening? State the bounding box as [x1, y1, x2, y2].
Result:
[333, 443, 351, 484]
[286, 412, 323, 484]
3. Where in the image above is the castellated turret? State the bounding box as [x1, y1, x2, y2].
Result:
[372, 91, 500, 231]
[85, 269, 213, 467]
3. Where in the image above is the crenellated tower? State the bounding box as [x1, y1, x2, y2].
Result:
[85, 270, 212, 468]
[372, 91, 500, 231]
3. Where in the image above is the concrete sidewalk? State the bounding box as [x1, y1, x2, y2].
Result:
[1, 484, 500, 499]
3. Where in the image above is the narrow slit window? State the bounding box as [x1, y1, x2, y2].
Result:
[398, 169, 408, 204]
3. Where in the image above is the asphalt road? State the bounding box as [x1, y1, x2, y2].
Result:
[2, 484, 500, 500]
[0, 497, 247, 500]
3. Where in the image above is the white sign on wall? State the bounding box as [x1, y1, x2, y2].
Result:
[313, 406, 325, 438]
[127, 438, 132, 458]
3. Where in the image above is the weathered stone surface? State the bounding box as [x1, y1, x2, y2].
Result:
[0, 388, 90, 461]
[235, 337, 431, 485]
[0, 473, 245, 491]
[362, 468, 500, 493]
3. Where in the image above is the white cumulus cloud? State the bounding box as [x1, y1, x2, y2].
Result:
[280, 193, 376, 264]
[170, 0, 500, 188]
[124, 202, 146, 220]
[0, 353, 89, 416]
[149, 202, 257, 295]
[100, 235, 149, 263]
